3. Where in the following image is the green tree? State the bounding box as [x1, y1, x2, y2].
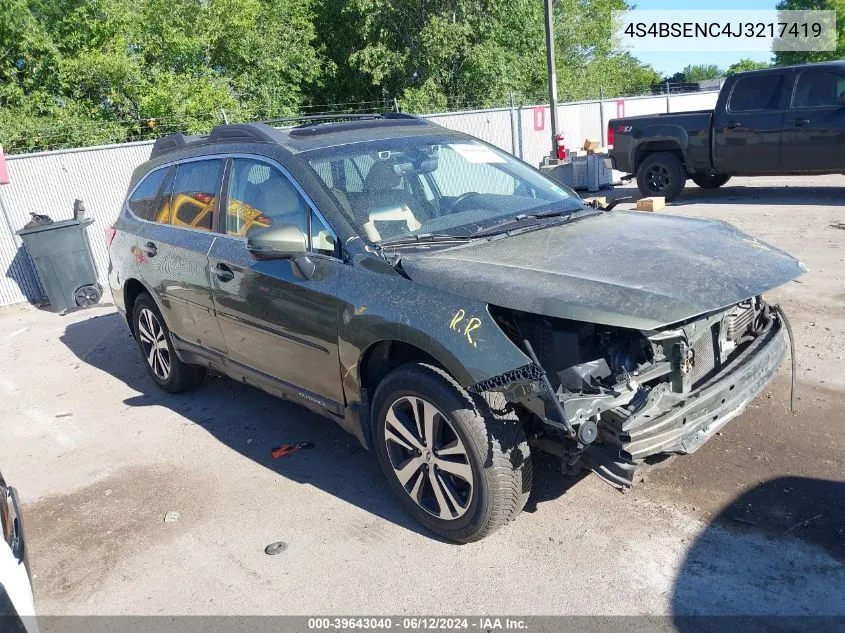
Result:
[326, 0, 659, 112]
[0, 0, 664, 151]
[726, 58, 771, 75]
[773, 0, 845, 65]
[0, 0, 324, 151]
[683, 64, 724, 83]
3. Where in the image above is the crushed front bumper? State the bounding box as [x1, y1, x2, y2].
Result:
[584, 314, 787, 487]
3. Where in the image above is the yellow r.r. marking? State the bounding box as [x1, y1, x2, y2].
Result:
[450, 309, 465, 331]
[464, 317, 481, 347]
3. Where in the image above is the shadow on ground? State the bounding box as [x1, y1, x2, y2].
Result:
[59, 311, 577, 540]
[670, 184, 845, 208]
[585, 182, 845, 208]
[671, 476, 845, 630]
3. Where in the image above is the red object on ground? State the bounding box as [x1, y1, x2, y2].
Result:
[555, 133, 567, 161]
[271, 442, 315, 458]
[0, 145, 9, 185]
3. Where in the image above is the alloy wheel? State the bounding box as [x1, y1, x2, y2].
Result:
[383, 396, 474, 520]
[137, 308, 171, 381]
[646, 164, 670, 192]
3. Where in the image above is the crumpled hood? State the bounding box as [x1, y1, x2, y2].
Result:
[399, 211, 804, 330]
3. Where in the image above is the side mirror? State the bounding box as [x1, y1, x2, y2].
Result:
[246, 223, 315, 280]
[247, 224, 307, 260]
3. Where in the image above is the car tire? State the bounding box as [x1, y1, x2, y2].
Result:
[690, 173, 731, 189]
[636, 152, 686, 201]
[371, 362, 531, 543]
[132, 292, 206, 393]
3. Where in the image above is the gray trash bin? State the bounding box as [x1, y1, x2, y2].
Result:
[16, 218, 102, 312]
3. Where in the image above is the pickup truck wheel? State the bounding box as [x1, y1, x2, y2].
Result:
[691, 173, 731, 189]
[371, 363, 531, 543]
[636, 152, 686, 201]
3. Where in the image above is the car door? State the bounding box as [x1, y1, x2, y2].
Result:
[780, 68, 845, 172]
[130, 158, 228, 355]
[713, 72, 788, 174]
[208, 155, 345, 411]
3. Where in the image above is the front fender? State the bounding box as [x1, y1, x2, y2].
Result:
[337, 255, 532, 403]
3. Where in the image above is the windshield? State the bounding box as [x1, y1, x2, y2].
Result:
[303, 135, 583, 243]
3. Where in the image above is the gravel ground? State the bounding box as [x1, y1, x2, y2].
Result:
[1, 175, 843, 619]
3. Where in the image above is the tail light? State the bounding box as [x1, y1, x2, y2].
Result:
[607, 124, 615, 147]
[105, 226, 116, 247]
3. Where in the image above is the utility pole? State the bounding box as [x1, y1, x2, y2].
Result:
[543, 0, 559, 159]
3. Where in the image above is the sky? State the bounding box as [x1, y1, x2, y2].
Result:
[627, 0, 777, 76]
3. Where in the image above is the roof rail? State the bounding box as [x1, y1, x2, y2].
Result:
[148, 113, 427, 160]
[261, 112, 421, 127]
[150, 123, 278, 159]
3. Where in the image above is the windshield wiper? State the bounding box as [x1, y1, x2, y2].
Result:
[472, 205, 589, 237]
[379, 233, 475, 247]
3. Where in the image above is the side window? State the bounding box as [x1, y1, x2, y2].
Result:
[155, 160, 224, 231]
[792, 71, 845, 108]
[127, 168, 168, 221]
[310, 211, 336, 257]
[728, 74, 785, 112]
[226, 158, 336, 256]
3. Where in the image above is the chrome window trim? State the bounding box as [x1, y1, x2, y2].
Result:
[123, 152, 341, 257]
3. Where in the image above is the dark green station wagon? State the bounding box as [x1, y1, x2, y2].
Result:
[108, 113, 803, 542]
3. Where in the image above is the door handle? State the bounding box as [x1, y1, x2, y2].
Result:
[724, 121, 743, 130]
[141, 241, 157, 257]
[214, 263, 234, 283]
[794, 118, 810, 127]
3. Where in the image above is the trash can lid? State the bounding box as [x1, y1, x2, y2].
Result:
[16, 217, 94, 236]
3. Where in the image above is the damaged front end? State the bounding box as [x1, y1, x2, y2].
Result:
[475, 298, 789, 488]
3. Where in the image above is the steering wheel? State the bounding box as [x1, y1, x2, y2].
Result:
[450, 191, 482, 211]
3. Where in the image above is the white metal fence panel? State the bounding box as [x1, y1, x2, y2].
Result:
[668, 91, 720, 113]
[0, 90, 722, 307]
[425, 108, 515, 155]
[0, 141, 154, 305]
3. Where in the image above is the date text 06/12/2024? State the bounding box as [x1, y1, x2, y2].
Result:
[307, 617, 528, 630]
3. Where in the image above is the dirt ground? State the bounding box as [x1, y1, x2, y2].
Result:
[1, 174, 843, 619]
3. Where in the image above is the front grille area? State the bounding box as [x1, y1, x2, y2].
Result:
[689, 326, 717, 388]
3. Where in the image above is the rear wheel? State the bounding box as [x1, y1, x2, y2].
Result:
[132, 292, 206, 393]
[691, 173, 731, 189]
[636, 152, 686, 201]
[371, 363, 531, 543]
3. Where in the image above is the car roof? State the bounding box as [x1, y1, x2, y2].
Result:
[736, 60, 845, 76]
[148, 113, 453, 161]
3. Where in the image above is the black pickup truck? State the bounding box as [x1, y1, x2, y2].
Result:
[608, 61, 845, 200]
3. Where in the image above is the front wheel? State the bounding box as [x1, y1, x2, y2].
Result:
[691, 173, 731, 189]
[371, 363, 531, 543]
[636, 152, 686, 201]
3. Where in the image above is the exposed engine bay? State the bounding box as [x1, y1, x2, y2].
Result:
[481, 297, 788, 487]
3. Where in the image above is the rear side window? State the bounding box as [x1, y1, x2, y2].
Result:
[127, 168, 168, 221]
[728, 74, 785, 112]
[792, 70, 845, 108]
[154, 160, 224, 231]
